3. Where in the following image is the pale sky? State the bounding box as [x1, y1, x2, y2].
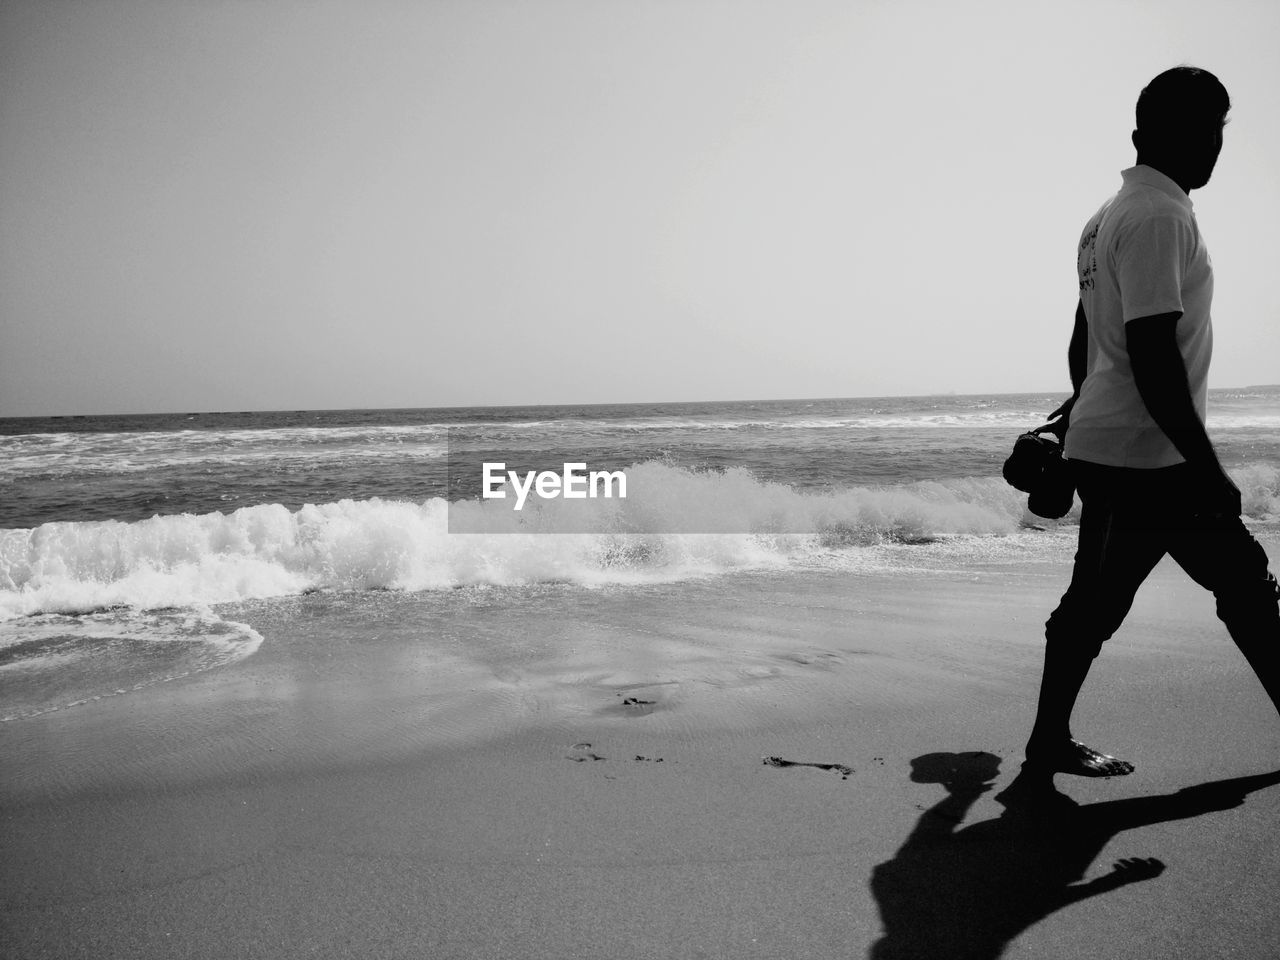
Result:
[2, 0, 1278, 416]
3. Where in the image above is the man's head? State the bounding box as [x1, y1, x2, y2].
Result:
[1131, 65, 1231, 192]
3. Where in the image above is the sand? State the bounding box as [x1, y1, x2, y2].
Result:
[4, 543, 1280, 960]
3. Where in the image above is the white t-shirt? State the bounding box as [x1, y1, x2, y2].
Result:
[1064, 165, 1214, 468]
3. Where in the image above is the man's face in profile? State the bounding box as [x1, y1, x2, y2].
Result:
[1137, 112, 1227, 192]
[1185, 115, 1227, 190]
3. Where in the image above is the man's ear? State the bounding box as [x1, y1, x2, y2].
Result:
[1131, 129, 1142, 153]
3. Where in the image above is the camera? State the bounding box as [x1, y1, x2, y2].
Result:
[1002, 430, 1076, 519]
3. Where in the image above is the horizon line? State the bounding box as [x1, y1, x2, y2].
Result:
[4, 383, 1280, 421]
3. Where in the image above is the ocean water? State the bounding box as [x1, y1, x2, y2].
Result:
[3, 389, 1279, 722]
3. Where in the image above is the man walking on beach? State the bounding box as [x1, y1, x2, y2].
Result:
[1020, 66, 1280, 784]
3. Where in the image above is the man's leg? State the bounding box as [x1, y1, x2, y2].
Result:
[1167, 510, 1280, 718]
[1024, 466, 1166, 777]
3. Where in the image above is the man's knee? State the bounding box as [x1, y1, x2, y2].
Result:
[1215, 571, 1280, 631]
[1045, 591, 1129, 660]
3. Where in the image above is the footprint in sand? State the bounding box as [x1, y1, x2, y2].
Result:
[566, 742, 606, 762]
[762, 756, 853, 780]
[566, 743, 670, 764]
[770, 651, 844, 670]
[597, 694, 662, 718]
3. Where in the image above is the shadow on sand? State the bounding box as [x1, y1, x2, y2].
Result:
[868, 752, 1280, 960]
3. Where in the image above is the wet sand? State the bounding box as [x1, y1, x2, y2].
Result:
[4, 547, 1279, 959]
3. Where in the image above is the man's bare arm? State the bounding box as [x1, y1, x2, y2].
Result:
[1047, 300, 1088, 437]
[1067, 299, 1087, 394]
[1127, 312, 1240, 514]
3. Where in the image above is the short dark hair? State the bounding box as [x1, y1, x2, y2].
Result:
[1136, 66, 1231, 133]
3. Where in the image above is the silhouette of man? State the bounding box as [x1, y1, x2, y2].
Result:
[1020, 66, 1280, 783]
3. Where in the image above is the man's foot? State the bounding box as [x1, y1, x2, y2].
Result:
[1024, 738, 1135, 778]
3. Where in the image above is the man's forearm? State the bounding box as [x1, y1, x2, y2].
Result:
[1068, 300, 1087, 395]
[1048, 302, 1089, 435]
[1127, 313, 1223, 474]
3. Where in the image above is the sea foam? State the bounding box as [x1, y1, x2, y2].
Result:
[0, 610, 263, 720]
[1, 463, 1030, 619]
[2, 460, 1275, 621]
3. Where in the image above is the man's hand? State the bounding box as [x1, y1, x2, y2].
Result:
[1045, 395, 1076, 441]
[1194, 466, 1242, 518]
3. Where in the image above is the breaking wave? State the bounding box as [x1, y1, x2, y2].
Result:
[2, 460, 1276, 620]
